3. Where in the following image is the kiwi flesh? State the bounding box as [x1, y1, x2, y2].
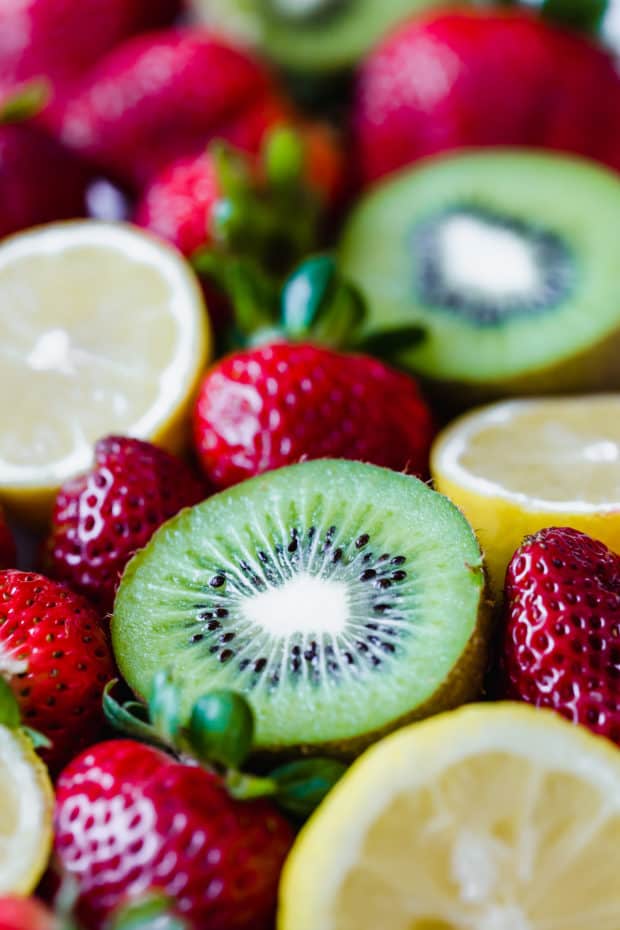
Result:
[339, 149, 620, 406]
[112, 459, 489, 758]
[196, 0, 448, 73]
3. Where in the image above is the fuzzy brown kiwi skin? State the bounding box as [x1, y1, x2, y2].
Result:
[253, 574, 495, 765]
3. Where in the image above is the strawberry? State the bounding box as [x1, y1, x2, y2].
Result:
[54, 739, 295, 930]
[502, 526, 620, 746]
[45, 437, 208, 614]
[0, 570, 115, 772]
[134, 121, 344, 258]
[193, 341, 434, 490]
[55, 29, 274, 188]
[0, 510, 16, 570]
[353, 7, 620, 185]
[0, 120, 90, 238]
[0, 0, 182, 111]
[0, 896, 57, 930]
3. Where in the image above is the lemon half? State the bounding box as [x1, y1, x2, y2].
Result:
[279, 703, 620, 930]
[0, 727, 54, 894]
[431, 395, 620, 594]
[0, 221, 210, 523]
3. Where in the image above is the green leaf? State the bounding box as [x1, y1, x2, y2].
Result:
[22, 726, 52, 750]
[354, 325, 427, 358]
[269, 758, 347, 818]
[0, 677, 21, 730]
[263, 126, 305, 188]
[225, 769, 278, 801]
[188, 690, 255, 769]
[148, 669, 183, 746]
[541, 0, 608, 32]
[109, 895, 188, 930]
[281, 255, 366, 347]
[103, 680, 169, 751]
[0, 80, 50, 124]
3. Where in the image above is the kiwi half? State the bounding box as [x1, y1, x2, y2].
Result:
[196, 0, 447, 73]
[339, 149, 620, 405]
[112, 459, 489, 757]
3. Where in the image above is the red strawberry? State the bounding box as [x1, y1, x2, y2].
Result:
[193, 342, 434, 490]
[54, 739, 294, 930]
[0, 570, 115, 772]
[0, 896, 57, 930]
[0, 0, 182, 108]
[0, 122, 90, 237]
[0, 510, 16, 569]
[134, 118, 344, 258]
[55, 29, 274, 188]
[353, 8, 620, 185]
[45, 437, 208, 614]
[502, 526, 620, 746]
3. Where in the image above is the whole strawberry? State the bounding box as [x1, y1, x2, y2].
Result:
[135, 126, 343, 259]
[354, 7, 620, 184]
[0, 570, 115, 772]
[0, 121, 90, 238]
[0, 896, 57, 930]
[0, 0, 182, 109]
[0, 510, 16, 569]
[502, 527, 620, 745]
[193, 342, 434, 490]
[45, 437, 208, 614]
[56, 29, 274, 188]
[54, 740, 295, 930]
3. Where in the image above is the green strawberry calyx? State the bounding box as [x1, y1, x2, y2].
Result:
[0, 676, 51, 750]
[103, 673, 346, 820]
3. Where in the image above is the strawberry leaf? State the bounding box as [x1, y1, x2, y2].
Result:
[0, 677, 20, 729]
[0, 80, 50, 124]
[148, 669, 183, 745]
[103, 680, 169, 751]
[188, 690, 255, 769]
[541, 0, 608, 33]
[22, 726, 52, 750]
[109, 895, 188, 930]
[268, 758, 347, 818]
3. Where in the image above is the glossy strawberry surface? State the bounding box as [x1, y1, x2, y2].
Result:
[0, 896, 57, 930]
[354, 8, 620, 184]
[0, 570, 114, 772]
[56, 29, 274, 188]
[0, 123, 90, 238]
[503, 527, 620, 745]
[193, 342, 434, 490]
[54, 740, 294, 930]
[45, 437, 208, 615]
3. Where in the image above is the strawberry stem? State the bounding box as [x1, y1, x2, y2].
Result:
[0, 80, 50, 125]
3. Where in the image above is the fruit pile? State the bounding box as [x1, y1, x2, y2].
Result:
[1, 0, 620, 927]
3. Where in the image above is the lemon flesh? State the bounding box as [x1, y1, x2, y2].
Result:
[279, 703, 620, 930]
[0, 727, 54, 894]
[0, 221, 209, 523]
[431, 395, 620, 594]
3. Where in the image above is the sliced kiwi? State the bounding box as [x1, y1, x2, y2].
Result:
[339, 149, 620, 405]
[195, 0, 448, 73]
[112, 459, 489, 757]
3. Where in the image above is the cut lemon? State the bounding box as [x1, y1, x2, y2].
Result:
[0, 727, 53, 894]
[279, 703, 620, 930]
[431, 395, 620, 595]
[0, 221, 210, 524]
